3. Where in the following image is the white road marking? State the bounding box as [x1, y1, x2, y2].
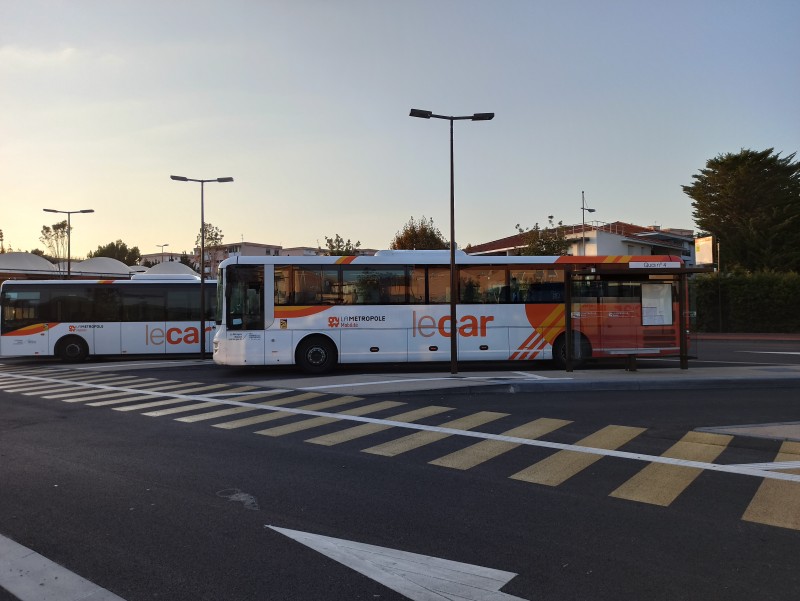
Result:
[267, 526, 528, 601]
[297, 373, 571, 391]
[728, 461, 800, 471]
[0, 533, 126, 601]
[4, 371, 799, 483]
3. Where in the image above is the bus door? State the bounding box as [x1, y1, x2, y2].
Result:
[121, 285, 167, 354]
[224, 264, 270, 364]
[90, 287, 122, 355]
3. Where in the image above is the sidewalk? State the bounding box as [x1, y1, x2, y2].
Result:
[693, 332, 800, 341]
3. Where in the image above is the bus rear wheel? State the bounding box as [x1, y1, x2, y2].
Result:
[552, 333, 591, 369]
[55, 336, 89, 363]
[296, 336, 337, 374]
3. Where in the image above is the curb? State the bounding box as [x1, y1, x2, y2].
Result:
[389, 376, 800, 396]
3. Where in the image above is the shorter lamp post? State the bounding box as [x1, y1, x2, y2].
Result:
[170, 175, 234, 357]
[580, 191, 595, 256]
[42, 208, 94, 277]
[157, 243, 169, 264]
[409, 109, 494, 374]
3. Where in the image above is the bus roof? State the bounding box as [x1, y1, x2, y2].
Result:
[218, 252, 685, 269]
[1, 276, 214, 288]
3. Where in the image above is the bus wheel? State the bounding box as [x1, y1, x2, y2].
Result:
[552, 334, 591, 369]
[296, 336, 337, 374]
[55, 336, 89, 363]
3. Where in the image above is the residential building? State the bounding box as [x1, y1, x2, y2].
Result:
[468, 221, 696, 265]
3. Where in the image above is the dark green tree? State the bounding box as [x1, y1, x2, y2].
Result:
[324, 234, 361, 256]
[87, 240, 142, 265]
[390, 216, 448, 250]
[683, 148, 800, 272]
[515, 216, 571, 256]
[179, 252, 198, 271]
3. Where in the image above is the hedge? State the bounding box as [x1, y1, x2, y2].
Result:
[692, 271, 800, 332]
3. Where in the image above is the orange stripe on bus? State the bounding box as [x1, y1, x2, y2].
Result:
[1, 322, 59, 336]
[274, 306, 332, 319]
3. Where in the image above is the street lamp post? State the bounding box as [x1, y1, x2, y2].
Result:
[170, 175, 234, 358]
[156, 243, 169, 264]
[42, 208, 95, 278]
[409, 108, 494, 374]
[580, 191, 595, 256]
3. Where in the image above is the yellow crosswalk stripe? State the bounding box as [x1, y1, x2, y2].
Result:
[362, 411, 508, 457]
[430, 417, 572, 470]
[255, 401, 404, 437]
[211, 395, 358, 430]
[141, 386, 259, 417]
[510, 425, 646, 486]
[172, 390, 298, 422]
[609, 432, 733, 506]
[742, 441, 800, 531]
[306, 406, 452, 446]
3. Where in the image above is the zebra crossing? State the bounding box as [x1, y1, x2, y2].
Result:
[2, 364, 799, 532]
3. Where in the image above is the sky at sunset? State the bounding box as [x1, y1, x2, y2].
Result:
[1, 1, 798, 259]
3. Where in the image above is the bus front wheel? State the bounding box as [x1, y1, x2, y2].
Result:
[552, 334, 591, 369]
[296, 336, 337, 374]
[55, 336, 89, 363]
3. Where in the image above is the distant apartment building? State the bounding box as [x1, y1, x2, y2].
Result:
[139, 251, 184, 265]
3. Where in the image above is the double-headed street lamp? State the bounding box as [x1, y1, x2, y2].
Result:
[580, 191, 595, 256]
[409, 108, 494, 374]
[170, 175, 234, 357]
[42, 208, 95, 278]
[157, 243, 169, 264]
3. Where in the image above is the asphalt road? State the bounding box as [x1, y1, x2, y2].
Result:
[1, 340, 799, 601]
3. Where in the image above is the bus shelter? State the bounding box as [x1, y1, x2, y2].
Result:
[562, 262, 712, 371]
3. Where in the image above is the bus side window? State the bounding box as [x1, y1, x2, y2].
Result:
[93, 288, 122, 321]
[427, 267, 450, 303]
[274, 266, 292, 305]
[408, 267, 425, 303]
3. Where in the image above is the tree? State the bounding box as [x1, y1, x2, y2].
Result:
[39, 220, 70, 262]
[87, 240, 141, 265]
[195, 222, 224, 249]
[179, 252, 198, 271]
[390, 216, 448, 250]
[683, 148, 800, 272]
[515, 216, 571, 256]
[324, 234, 361, 256]
[196, 222, 225, 275]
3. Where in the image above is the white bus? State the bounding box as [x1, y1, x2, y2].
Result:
[0, 275, 217, 362]
[213, 250, 688, 373]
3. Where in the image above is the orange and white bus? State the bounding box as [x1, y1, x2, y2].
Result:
[0, 275, 217, 361]
[213, 250, 688, 372]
